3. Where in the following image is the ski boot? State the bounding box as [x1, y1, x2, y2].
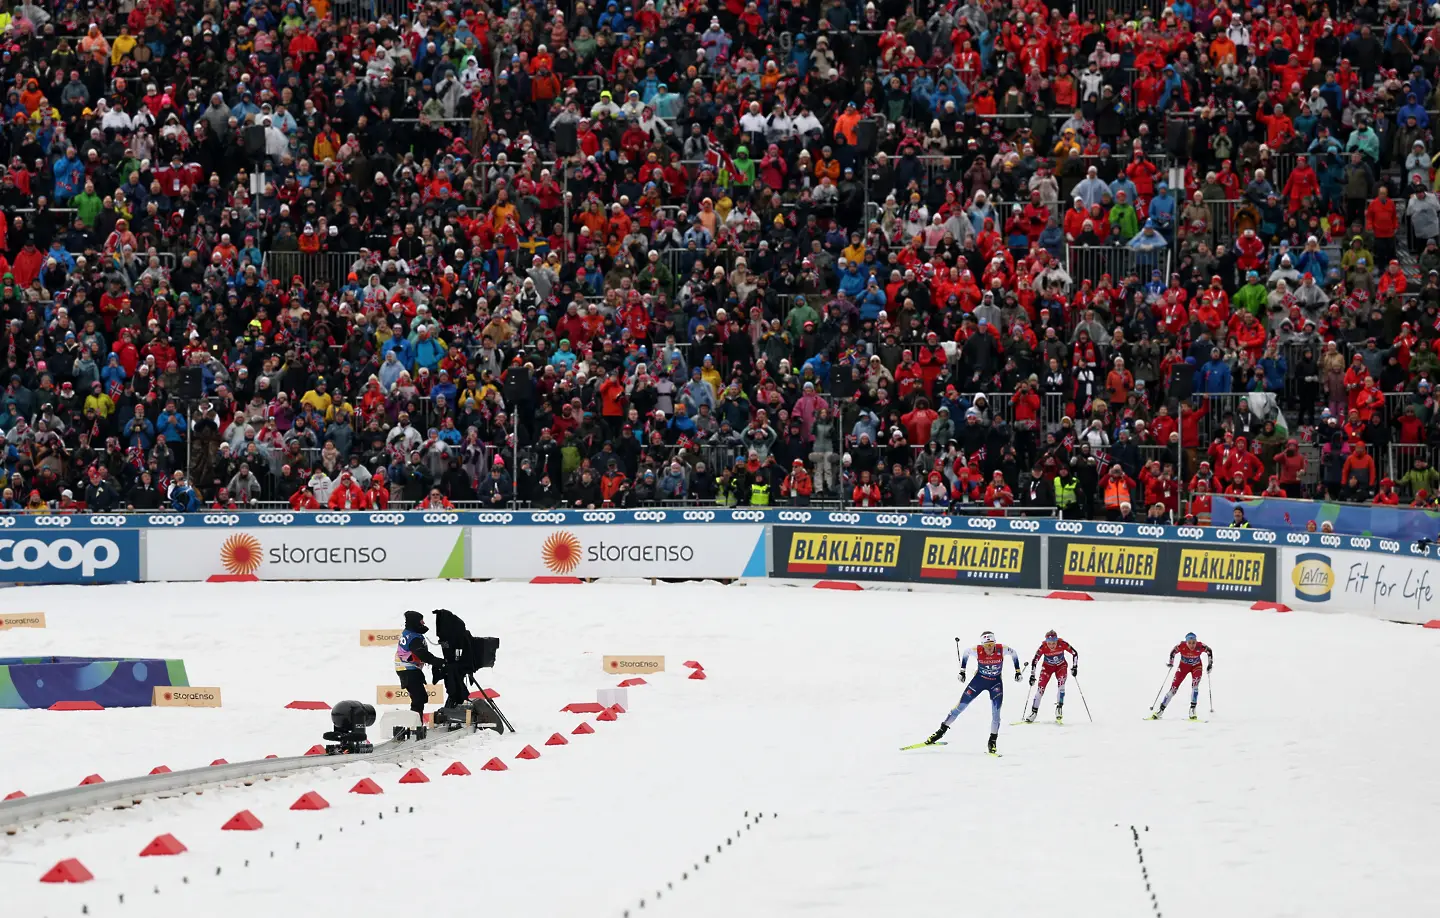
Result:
[1188, 704, 1198, 721]
[1149, 703, 1167, 720]
[1024, 706, 1038, 724]
[987, 733, 998, 756]
[1055, 702, 1064, 724]
[925, 723, 950, 745]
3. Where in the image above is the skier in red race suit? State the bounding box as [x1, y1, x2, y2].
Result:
[1150, 632, 1214, 721]
[1026, 630, 1079, 723]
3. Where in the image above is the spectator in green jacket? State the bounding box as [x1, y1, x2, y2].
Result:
[1399, 456, 1440, 499]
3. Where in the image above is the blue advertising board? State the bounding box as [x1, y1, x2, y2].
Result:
[0, 529, 140, 584]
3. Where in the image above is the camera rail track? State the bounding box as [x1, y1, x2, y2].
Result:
[0, 725, 476, 833]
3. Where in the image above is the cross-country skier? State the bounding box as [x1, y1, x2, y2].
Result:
[925, 631, 1022, 754]
[1026, 630, 1079, 723]
[1150, 632, 1213, 720]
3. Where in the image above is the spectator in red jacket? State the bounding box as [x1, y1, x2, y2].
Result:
[1374, 478, 1401, 505]
[852, 470, 883, 507]
[983, 471, 1014, 516]
[1274, 439, 1309, 498]
[328, 471, 369, 509]
[1342, 443, 1377, 491]
[290, 486, 321, 510]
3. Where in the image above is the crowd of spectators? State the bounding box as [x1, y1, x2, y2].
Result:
[2, 0, 1440, 522]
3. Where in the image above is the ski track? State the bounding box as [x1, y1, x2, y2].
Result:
[0, 580, 1436, 917]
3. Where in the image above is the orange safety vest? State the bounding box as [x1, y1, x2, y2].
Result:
[1103, 478, 1131, 509]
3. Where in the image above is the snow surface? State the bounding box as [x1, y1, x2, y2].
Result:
[1, 580, 1437, 918]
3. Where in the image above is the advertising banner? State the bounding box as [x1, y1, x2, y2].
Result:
[152, 686, 222, 708]
[1280, 548, 1440, 624]
[1048, 538, 1275, 600]
[0, 613, 47, 629]
[146, 528, 466, 581]
[470, 524, 766, 579]
[0, 530, 139, 584]
[1049, 538, 1164, 596]
[916, 534, 1041, 588]
[771, 527, 1041, 588]
[602, 655, 665, 674]
[772, 527, 908, 582]
[376, 684, 444, 705]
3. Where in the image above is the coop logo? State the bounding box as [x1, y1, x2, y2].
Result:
[729, 510, 765, 522]
[314, 513, 352, 525]
[582, 511, 616, 523]
[1176, 549, 1267, 595]
[1287, 532, 1310, 545]
[1379, 540, 1401, 553]
[541, 530, 584, 574]
[0, 516, 14, 528]
[1215, 528, 1241, 541]
[966, 517, 996, 530]
[785, 531, 901, 576]
[203, 514, 240, 526]
[632, 510, 668, 522]
[529, 512, 567, 524]
[1350, 538, 1372, 551]
[1007, 519, 1040, 532]
[920, 537, 1027, 583]
[1136, 525, 1165, 538]
[369, 513, 407, 525]
[1094, 523, 1124, 536]
[1252, 530, 1276, 543]
[874, 514, 909, 526]
[1290, 552, 1335, 602]
[220, 534, 265, 576]
[87, 515, 127, 527]
[920, 514, 953, 528]
[1054, 520, 1083, 534]
[828, 512, 861, 524]
[475, 513, 514, 524]
[776, 511, 811, 522]
[148, 514, 186, 526]
[682, 510, 716, 522]
[0, 537, 121, 578]
[1320, 535, 1341, 548]
[1175, 527, 1205, 539]
[422, 513, 459, 524]
[257, 513, 296, 525]
[35, 515, 71, 527]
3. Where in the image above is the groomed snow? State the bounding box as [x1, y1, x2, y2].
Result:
[1, 580, 1436, 918]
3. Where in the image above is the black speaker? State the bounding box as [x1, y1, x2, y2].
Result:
[854, 118, 879, 155]
[1168, 363, 1195, 401]
[554, 120, 578, 157]
[179, 367, 204, 400]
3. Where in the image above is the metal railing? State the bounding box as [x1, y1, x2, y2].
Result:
[1065, 243, 1171, 286]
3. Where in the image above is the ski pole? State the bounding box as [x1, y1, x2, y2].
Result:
[1072, 676, 1094, 722]
[1207, 668, 1214, 715]
[1149, 668, 1171, 713]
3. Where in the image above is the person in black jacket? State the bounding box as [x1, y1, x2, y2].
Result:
[395, 611, 443, 719]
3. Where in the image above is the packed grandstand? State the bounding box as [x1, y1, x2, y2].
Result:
[0, 0, 1436, 522]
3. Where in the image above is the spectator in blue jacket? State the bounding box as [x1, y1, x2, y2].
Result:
[1200, 348, 1233, 393]
[380, 326, 415, 370]
[100, 353, 127, 392]
[52, 147, 85, 202]
[155, 402, 188, 444]
[837, 259, 865, 298]
[167, 475, 200, 511]
[412, 326, 445, 374]
[1258, 345, 1288, 392]
[124, 406, 155, 449]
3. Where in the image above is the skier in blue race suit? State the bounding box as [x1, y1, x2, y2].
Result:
[925, 631, 1021, 754]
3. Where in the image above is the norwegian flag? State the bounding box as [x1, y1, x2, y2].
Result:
[704, 132, 738, 179]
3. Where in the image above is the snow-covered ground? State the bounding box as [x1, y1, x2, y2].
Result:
[1, 580, 1436, 918]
